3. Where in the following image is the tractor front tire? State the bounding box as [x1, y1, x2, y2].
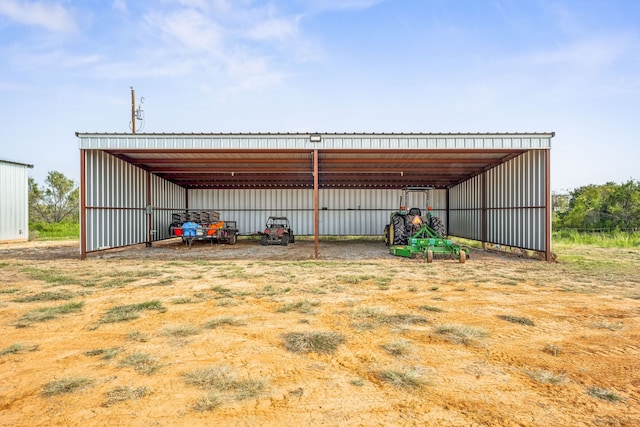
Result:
[384, 224, 390, 246]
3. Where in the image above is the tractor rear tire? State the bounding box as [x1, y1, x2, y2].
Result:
[430, 216, 446, 238]
[392, 214, 408, 245]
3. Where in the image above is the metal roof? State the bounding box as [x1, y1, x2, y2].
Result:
[76, 132, 553, 190]
[0, 158, 34, 168]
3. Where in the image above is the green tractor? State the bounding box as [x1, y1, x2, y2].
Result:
[383, 187, 469, 263]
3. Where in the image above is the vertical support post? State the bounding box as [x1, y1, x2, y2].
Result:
[313, 149, 319, 259]
[80, 149, 87, 260]
[146, 171, 152, 247]
[545, 149, 552, 261]
[481, 172, 487, 250]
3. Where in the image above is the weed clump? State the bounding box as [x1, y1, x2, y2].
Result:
[282, 331, 345, 354]
[42, 377, 93, 396]
[434, 323, 489, 346]
[497, 315, 535, 326]
[103, 385, 149, 406]
[100, 300, 166, 323]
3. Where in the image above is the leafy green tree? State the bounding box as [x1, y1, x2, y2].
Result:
[557, 180, 640, 229]
[29, 171, 79, 223]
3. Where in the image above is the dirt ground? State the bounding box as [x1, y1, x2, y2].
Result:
[0, 238, 639, 427]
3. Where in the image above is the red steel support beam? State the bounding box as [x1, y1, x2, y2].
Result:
[146, 172, 152, 247]
[545, 149, 552, 261]
[481, 172, 487, 251]
[314, 149, 319, 259]
[80, 149, 87, 260]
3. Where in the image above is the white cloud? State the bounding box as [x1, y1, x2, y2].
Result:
[0, 0, 76, 32]
[144, 8, 223, 53]
[247, 16, 299, 41]
[304, 0, 386, 12]
[111, 0, 127, 14]
[522, 35, 630, 69]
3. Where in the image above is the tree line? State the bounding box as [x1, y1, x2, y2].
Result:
[553, 179, 640, 230]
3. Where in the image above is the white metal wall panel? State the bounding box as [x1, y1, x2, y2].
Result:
[449, 150, 547, 251]
[186, 188, 447, 236]
[485, 150, 547, 250]
[449, 175, 483, 240]
[151, 174, 186, 241]
[0, 161, 30, 241]
[85, 151, 186, 250]
[85, 150, 148, 251]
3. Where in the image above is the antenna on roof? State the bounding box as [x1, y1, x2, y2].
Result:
[130, 86, 145, 133]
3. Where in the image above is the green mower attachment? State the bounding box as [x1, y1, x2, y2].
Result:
[389, 224, 469, 263]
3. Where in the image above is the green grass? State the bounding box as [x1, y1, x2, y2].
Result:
[100, 300, 166, 323]
[20, 267, 78, 286]
[15, 301, 84, 326]
[554, 230, 640, 248]
[30, 221, 79, 240]
[13, 290, 76, 303]
[42, 377, 93, 396]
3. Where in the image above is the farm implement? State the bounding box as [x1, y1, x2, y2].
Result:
[384, 187, 469, 263]
[389, 223, 469, 263]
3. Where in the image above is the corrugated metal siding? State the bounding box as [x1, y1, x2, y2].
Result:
[449, 150, 548, 251]
[84, 151, 184, 251]
[79, 133, 553, 151]
[486, 150, 547, 250]
[187, 189, 447, 236]
[0, 161, 30, 241]
[449, 175, 483, 240]
[151, 174, 186, 240]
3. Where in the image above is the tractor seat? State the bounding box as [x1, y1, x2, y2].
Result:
[408, 208, 421, 216]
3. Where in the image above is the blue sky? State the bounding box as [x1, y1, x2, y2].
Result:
[1, 0, 638, 193]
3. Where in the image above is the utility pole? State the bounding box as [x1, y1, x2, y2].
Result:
[131, 86, 136, 134]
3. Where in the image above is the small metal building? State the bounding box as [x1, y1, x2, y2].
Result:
[0, 158, 33, 243]
[76, 132, 554, 260]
